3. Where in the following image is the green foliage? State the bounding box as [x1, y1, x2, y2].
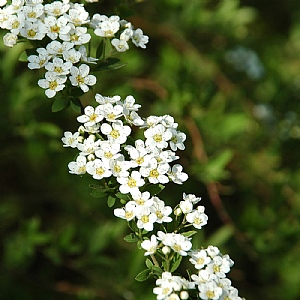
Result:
[2, 0, 300, 299]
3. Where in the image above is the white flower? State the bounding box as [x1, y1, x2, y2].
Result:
[140, 157, 169, 184]
[144, 124, 173, 149]
[130, 190, 153, 208]
[117, 170, 145, 195]
[179, 200, 193, 214]
[95, 93, 121, 104]
[60, 24, 91, 45]
[22, 3, 43, 22]
[28, 48, 50, 69]
[45, 57, 72, 76]
[114, 202, 137, 221]
[186, 206, 208, 229]
[169, 129, 186, 151]
[44, 1, 70, 17]
[66, 5, 89, 26]
[111, 38, 129, 52]
[109, 154, 131, 178]
[141, 235, 158, 256]
[94, 18, 120, 37]
[168, 164, 188, 184]
[157, 232, 192, 256]
[206, 246, 220, 258]
[69, 64, 96, 92]
[183, 193, 201, 205]
[61, 131, 80, 148]
[95, 140, 120, 161]
[44, 15, 71, 40]
[122, 95, 141, 113]
[198, 281, 223, 300]
[20, 20, 46, 40]
[77, 135, 100, 156]
[3, 32, 17, 47]
[101, 120, 131, 144]
[125, 139, 152, 168]
[151, 196, 172, 224]
[38, 72, 67, 98]
[136, 206, 157, 231]
[189, 249, 211, 270]
[131, 28, 149, 48]
[68, 155, 87, 174]
[77, 105, 104, 126]
[46, 41, 74, 56]
[86, 158, 112, 180]
[206, 254, 233, 278]
[101, 103, 123, 122]
[63, 47, 81, 63]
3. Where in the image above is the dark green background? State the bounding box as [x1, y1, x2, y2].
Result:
[1, 0, 300, 299]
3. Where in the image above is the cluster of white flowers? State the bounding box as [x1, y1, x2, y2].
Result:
[62, 93, 244, 300]
[62, 93, 188, 193]
[152, 246, 243, 300]
[189, 246, 243, 300]
[0, 0, 148, 97]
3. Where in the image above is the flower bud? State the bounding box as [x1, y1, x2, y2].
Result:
[180, 291, 189, 300]
[87, 154, 95, 161]
[162, 246, 171, 255]
[174, 207, 182, 216]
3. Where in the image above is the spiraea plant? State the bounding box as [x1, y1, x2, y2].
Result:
[0, 0, 244, 299]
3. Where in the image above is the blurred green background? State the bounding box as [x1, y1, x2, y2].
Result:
[1, 0, 300, 299]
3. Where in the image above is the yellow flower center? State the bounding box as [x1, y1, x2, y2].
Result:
[125, 211, 133, 219]
[27, 29, 37, 38]
[76, 75, 85, 85]
[12, 20, 20, 29]
[153, 134, 162, 142]
[173, 244, 182, 252]
[213, 264, 221, 273]
[49, 81, 58, 90]
[206, 291, 215, 298]
[136, 157, 144, 165]
[156, 211, 163, 219]
[150, 169, 159, 178]
[114, 165, 121, 173]
[110, 129, 120, 139]
[54, 66, 63, 73]
[50, 25, 60, 33]
[96, 167, 105, 176]
[141, 215, 149, 223]
[27, 11, 36, 18]
[127, 178, 136, 188]
[104, 152, 113, 159]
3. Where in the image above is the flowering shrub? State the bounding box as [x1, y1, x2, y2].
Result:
[1, 0, 245, 299]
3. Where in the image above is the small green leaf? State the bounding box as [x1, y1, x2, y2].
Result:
[94, 57, 125, 72]
[151, 265, 163, 275]
[128, 220, 139, 232]
[90, 189, 107, 199]
[144, 184, 165, 196]
[116, 192, 129, 201]
[124, 233, 139, 243]
[96, 39, 104, 59]
[70, 98, 83, 113]
[182, 230, 197, 238]
[145, 258, 154, 268]
[52, 97, 70, 112]
[107, 195, 116, 207]
[135, 269, 151, 282]
[170, 256, 182, 273]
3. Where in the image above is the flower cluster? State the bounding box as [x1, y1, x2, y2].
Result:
[62, 93, 244, 300]
[62, 93, 188, 190]
[0, 0, 148, 97]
